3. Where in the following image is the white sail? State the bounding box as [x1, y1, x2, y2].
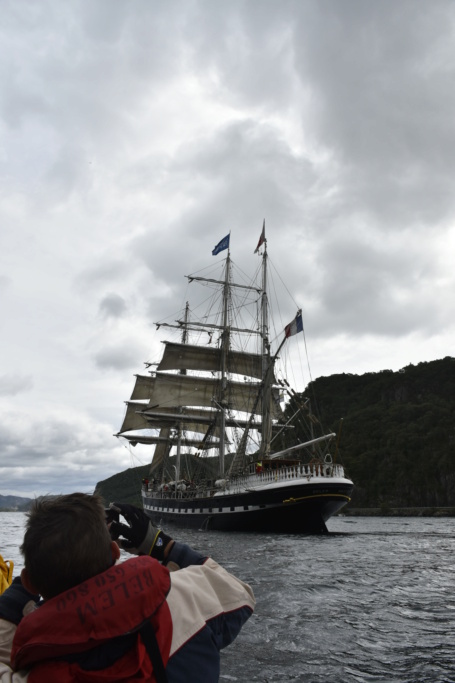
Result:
[130, 374, 156, 401]
[118, 403, 226, 437]
[118, 401, 151, 433]
[158, 341, 265, 379]
[129, 371, 283, 418]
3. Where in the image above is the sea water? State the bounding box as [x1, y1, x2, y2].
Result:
[1, 514, 455, 682]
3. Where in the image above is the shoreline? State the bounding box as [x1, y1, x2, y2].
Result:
[342, 507, 455, 517]
[1, 506, 455, 518]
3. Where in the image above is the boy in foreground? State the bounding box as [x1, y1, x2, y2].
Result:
[0, 493, 255, 682]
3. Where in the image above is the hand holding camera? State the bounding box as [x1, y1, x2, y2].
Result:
[107, 503, 173, 561]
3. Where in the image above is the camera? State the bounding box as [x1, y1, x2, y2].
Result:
[105, 507, 120, 524]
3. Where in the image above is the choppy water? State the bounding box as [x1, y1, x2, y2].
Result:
[1, 513, 455, 682]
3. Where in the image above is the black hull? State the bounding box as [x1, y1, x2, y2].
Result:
[142, 480, 354, 533]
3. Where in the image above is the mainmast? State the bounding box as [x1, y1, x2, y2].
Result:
[260, 227, 273, 457]
[219, 249, 231, 476]
[175, 301, 190, 487]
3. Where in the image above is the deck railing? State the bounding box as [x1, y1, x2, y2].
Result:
[227, 463, 345, 493]
[143, 462, 346, 500]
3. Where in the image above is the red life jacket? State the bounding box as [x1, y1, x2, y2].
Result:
[11, 555, 172, 682]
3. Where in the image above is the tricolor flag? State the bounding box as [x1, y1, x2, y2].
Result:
[254, 220, 266, 253]
[212, 234, 230, 255]
[284, 310, 303, 338]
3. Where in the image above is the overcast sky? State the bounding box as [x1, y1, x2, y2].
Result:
[1, 0, 454, 498]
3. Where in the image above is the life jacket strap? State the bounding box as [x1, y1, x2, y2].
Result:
[139, 621, 168, 683]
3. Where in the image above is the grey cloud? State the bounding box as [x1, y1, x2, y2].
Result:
[0, 276, 11, 291]
[0, 417, 77, 464]
[0, 410, 127, 495]
[182, 1, 297, 108]
[0, 374, 33, 396]
[291, 1, 455, 227]
[75, 260, 132, 294]
[310, 235, 443, 337]
[0, 468, 96, 495]
[79, 0, 130, 43]
[44, 143, 93, 203]
[99, 293, 127, 319]
[130, 119, 315, 280]
[0, 2, 187, 207]
[93, 344, 148, 371]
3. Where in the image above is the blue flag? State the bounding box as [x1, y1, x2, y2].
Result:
[212, 234, 230, 255]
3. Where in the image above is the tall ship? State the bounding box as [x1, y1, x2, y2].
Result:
[117, 225, 353, 533]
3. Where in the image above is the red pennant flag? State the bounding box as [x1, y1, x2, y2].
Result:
[254, 220, 266, 253]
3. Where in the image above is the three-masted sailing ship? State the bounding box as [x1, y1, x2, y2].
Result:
[117, 226, 353, 532]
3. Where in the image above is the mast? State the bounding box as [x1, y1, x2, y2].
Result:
[175, 301, 190, 488]
[219, 249, 231, 476]
[260, 228, 273, 456]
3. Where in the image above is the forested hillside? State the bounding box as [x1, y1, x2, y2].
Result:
[96, 357, 455, 510]
[299, 357, 455, 508]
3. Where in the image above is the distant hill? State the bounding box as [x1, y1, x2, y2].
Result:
[97, 357, 455, 510]
[0, 495, 33, 511]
